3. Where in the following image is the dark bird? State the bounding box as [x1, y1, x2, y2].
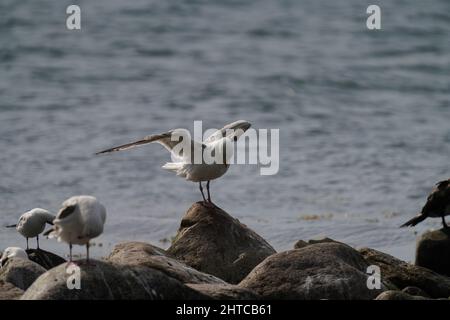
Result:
[401, 179, 450, 229]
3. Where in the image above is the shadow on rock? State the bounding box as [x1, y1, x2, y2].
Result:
[26, 249, 66, 270]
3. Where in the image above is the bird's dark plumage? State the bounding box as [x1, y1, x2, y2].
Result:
[401, 178, 450, 228]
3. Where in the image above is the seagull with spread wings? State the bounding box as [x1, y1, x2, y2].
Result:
[96, 120, 251, 205]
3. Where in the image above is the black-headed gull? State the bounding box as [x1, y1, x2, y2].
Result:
[96, 120, 251, 205]
[6, 208, 55, 250]
[45, 195, 106, 262]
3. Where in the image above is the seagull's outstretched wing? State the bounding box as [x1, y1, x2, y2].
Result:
[96, 130, 205, 160]
[96, 132, 174, 154]
[204, 120, 251, 144]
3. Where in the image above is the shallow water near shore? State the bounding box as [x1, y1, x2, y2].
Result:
[1, 0, 449, 262]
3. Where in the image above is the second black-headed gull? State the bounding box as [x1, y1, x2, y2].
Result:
[45, 195, 106, 262]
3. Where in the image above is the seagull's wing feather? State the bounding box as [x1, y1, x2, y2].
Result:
[96, 133, 171, 154]
[96, 130, 205, 161]
[57, 204, 77, 220]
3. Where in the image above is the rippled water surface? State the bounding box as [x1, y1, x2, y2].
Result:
[1, 0, 449, 261]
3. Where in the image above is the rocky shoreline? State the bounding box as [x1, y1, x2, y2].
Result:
[1, 202, 450, 300]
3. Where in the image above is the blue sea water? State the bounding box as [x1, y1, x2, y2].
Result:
[0, 0, 449, 261]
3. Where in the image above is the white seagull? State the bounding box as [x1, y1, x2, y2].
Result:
[45, 196, 106, 262]
[6, 208, 55, 250]
[1, 247, 29, 267]
[96, 120, 251, 204]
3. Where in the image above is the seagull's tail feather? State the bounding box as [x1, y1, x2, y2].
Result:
[162, 162, 188, 178]
[400, 214, 427, 228]
[162, 162, 182, 170]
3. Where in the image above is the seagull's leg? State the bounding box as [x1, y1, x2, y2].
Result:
[206, 180, 212, 203]
[69, 243, 73, 262]
[442, 216, 449, 229]
[36, 235, 40, 249]
[86, 242, 90, 262]
[26, 238, 29, 250]
[199, 182, 207, 203]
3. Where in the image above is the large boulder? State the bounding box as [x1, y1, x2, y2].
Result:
[239, 242, 387, 300]
[107, 241, 226, 284]
[0, 258, 46, 290]
[187, 283, 260, 300]
[21, 260, 208, 300]
[360, 247, 450, 298]
[415, 228, 450, 277]
[0, 280, 24, 300]
[167, 202, 276, 284]
[26, 249, 66, 270]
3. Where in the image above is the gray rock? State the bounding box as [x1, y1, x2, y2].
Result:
[375, 290, 429, 300]
[294, 237, 344, 249]
[0, 280, 24, 300]
[415, 228, 450, 277]
[108, 241, 226, 284]
[0, 258, 46, 290]
[293, 240, 308, 249]
[239, 242, 386, 300]
[167, 202, 276, 284]
[187, 283, 260, 300]
[26, 249, 66, 270]
[21, 260, 208, 300]
[402, 286, 430, 298]
[360, 247, 450, 298]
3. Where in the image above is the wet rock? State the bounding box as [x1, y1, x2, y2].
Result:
[0, 257, 46, 290]
[0, 280, 24, 300]
[239, 242, 386, 300]
[21, 260, 208, 300]
[359, 247, 450, 298]
[187, 283, 260, 300]
[415, 228, 450, 277]
[26, 249, 66, 270]
[108, 241, 226, 284]
[375, 290, 429, 300]
[168, 202, 276, 284]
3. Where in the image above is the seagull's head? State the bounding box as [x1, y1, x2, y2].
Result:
[225, 120, 251, 141]
[0, 247, 28, 267]
[51, 201, 81, 237]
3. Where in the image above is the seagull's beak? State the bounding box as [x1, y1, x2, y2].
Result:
[5, 224, 17, 228]
[231, 121, 251, 141]
[236, 121, 251, 132]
